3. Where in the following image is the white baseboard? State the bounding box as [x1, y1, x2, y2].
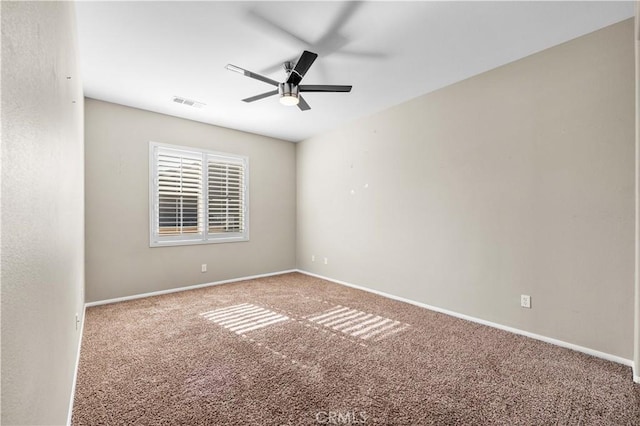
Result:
[85, 269, 298, 307]
[296, 270, 633, 369]
[67, 304, 86, 426]
[634, 362, 640, 384]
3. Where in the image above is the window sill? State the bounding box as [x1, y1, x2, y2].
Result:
[149, 236, 249, 248]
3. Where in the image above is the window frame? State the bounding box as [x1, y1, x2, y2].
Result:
[149, 141, 249, 247]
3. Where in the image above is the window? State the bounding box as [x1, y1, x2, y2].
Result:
[149, 142, 249, 246]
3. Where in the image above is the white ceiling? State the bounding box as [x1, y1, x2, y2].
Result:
[75, 1, 634, 142]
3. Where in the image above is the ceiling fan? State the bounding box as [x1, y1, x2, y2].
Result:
[225, 50, 352, 111]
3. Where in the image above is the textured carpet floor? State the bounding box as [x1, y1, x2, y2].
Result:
[72, 272, 640, 425]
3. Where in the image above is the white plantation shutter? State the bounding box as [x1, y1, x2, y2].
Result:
[150, 142, 249, 246]
[156, 148, 203, 237]
[207, 156, 246, 235]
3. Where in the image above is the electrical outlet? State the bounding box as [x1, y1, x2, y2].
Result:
[324, 257, 328, 265]
[311, 255, 315, 262]
[201, 264, 207, 273]
[520, 295, 531, 309]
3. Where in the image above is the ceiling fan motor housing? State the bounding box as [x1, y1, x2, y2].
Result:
[279, 82, 299, 98]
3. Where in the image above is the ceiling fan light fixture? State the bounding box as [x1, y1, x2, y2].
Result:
[278, 83, 299, 106]
[280, 94, 299, 106]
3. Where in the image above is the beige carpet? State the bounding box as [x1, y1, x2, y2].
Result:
[72, 272, 640, 425]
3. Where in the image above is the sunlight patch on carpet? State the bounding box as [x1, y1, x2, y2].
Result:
[305, 305, 410, 341]
[200, 303, 289, 334]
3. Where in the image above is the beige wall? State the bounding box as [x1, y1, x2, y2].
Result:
[85, 99, 296, 302]
[297, 19, 635, 359]
[1, 2, 85, 424]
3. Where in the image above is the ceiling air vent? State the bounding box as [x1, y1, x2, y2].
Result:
[172, 96, 205, 109]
